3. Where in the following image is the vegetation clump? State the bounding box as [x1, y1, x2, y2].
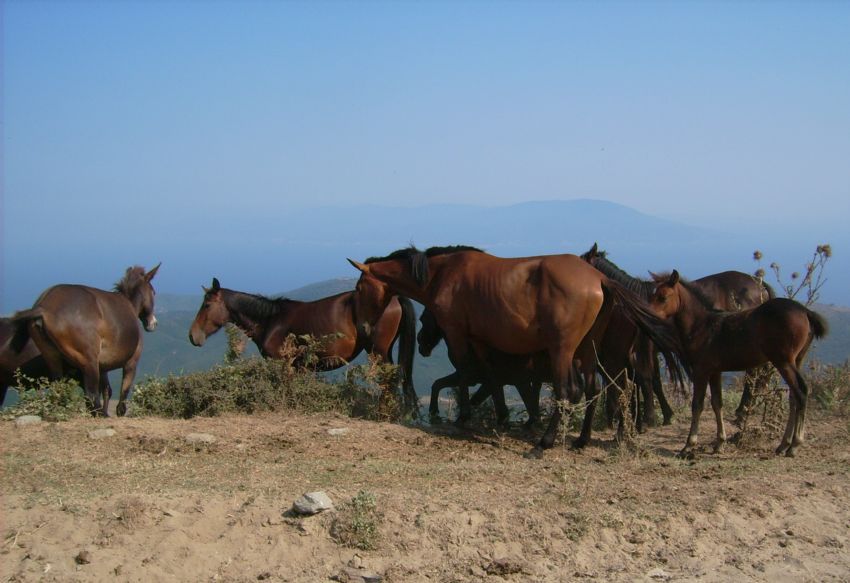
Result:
[330, 490, 382, 550]
[0, 374, 88, 421]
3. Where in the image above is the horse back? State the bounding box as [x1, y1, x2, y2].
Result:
[34, 285, 141, 366]
[693, 270, 771, 310]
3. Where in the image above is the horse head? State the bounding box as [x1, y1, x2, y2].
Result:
[189, 277, 230, 346]
[116, 263, 160, 332]
[648, 270, 682, 319]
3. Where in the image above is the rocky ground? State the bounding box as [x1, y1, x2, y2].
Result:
[1, 406, 849, 582]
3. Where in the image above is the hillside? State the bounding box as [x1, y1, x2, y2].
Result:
[2, 408, 849, 582]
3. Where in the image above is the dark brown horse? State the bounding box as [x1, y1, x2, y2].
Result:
[188, 277, 417, 413]
[1, 319, 114, 408]
[348, 246, 684, 455]
[649, 270, 827, 458]
[582, 244, 776, 427]
[417, 308, 544, 426]
[11, 265, 160, 416]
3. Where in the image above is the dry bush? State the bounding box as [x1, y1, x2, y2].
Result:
[1, 374, 89, 421]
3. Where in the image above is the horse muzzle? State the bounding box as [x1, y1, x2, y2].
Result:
[144, 316, 158, 332]
[189, 330, 206, 347]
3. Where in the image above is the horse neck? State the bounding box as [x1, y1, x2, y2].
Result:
[672, 284, 718, 352]
[117, 286, 146, 316]
[592, 257, 654, 299]
[368, 260, 431, 304]
[222, 290, 291, 342]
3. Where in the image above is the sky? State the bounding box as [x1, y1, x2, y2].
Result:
[2, 1, 849, 310]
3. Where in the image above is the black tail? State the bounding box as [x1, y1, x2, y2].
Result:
[806, 308, 829, 340]
[10, 308, 43, 353]
[395, 296, 419, 419]
[601, 279, 690, 387]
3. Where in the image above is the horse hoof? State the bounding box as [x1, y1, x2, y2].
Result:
[712, 443, 724, 454]
[785, 448, 796, 458]
[775, 443, 789, 456]
[662, 417, 673, 426]
[523, 447, 544, 460]
[116, 403, 127, 417]
[571, 438, 588, 450]
[676, 448, 695, 460]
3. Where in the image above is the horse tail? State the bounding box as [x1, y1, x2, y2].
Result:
[10, 308, 44, 353]
[806, 308, 829, 340]
[396, 296, 419, 418]
[601, 279, 691, 387]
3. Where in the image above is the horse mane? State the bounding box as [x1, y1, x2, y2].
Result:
[585, 250, 655, 300]
[114, 266, 148, 297]
[365, 245, 484, 287]
[652, 271, 721, 312]
[224, 290, 295, 322]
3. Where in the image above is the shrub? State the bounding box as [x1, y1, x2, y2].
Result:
[131, 357, 351, 418]
[330, 490, 382, 550]
[0, 374, 88, 421]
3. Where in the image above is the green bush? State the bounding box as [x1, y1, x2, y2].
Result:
[1, 375, 89, 421]
[330, 490, 382, 550]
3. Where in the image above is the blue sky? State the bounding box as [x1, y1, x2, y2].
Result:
[2, 1, 849, 309]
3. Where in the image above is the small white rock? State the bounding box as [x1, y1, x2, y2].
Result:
[15, 415, 42, 427]
[292, 491, 334, 515]
[327, 428, 350, 437]
[648, 567, 672, 580]
[185, 432, 216, 445]
[88, 428, 116, 439]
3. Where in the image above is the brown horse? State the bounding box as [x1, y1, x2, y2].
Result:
[188, 277, 417, 414]
[417, 308, 544, 426]
[11, 265, 160, 416]
[582, 244, 777, 427]
[649, 270, 827, 458]
[348, 246, 684, 455]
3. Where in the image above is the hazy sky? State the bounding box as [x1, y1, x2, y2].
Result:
[2, 1, 849, 309]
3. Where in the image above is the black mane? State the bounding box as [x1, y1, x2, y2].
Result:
[364, 244, 484, 287]
[223, 289, 296, 322]
[585, 252, 655, 300]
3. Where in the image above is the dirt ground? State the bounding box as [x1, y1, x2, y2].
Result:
[2, 405, 849, 582]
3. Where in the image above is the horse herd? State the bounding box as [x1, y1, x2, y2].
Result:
[2, 244, 828, 459]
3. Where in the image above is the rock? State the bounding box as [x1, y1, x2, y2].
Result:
[647, 567, 672, 580]
[327, 428, 350, 437]
[332, 567, 382, 583]
[75, 550, 92, 565]
[185, 433, 216, 445]
[88, 428, 116, 439]
[15, 415, 42, 427]
[485, 558, 524, 576]
[292, 491, 333, 515]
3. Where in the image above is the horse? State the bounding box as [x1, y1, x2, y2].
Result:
[582, 244, 776, 427]
[417, 308, 544, 427]
[348, 246, 685, 455]
[11, 264, 160, 416]
[188, 277, 418, 414]
[649, 270, 827, 458]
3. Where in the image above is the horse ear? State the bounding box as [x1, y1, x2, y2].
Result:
[347, 259, 370, 274]
[669, 270, 680, 285]
[211, 278, 221, 291]
[590, 242, 598, 256]
[145, 262, 162, 281]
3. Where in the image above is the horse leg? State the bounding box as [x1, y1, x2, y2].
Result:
[533, 347, 577, 454]
[652, 353, 674, 425]
[708, 372, 726, 453]
[116, 351, 141, 417]
[774, 362, 808, 457]
[679, 373, 708, 458]
[99, 373, 112, 417]
[574, 367, 600, 449]
[430, 372, 460, 420]
[518, 380, 542, 428]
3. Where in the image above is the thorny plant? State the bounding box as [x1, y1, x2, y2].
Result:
[737, 244, 833, 444]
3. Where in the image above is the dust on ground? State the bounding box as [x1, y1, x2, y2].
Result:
[2, 408, 849, 582]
